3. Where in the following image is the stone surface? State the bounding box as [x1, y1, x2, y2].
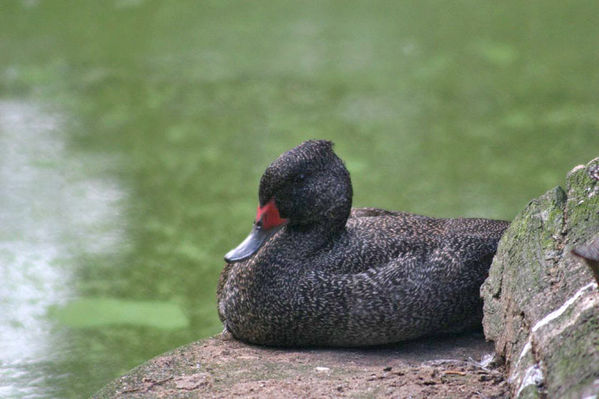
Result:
[93, 332, 508, 399]
[481, 157, 599, 399]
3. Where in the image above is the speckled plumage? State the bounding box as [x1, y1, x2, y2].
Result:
[217, 140, 509, 347]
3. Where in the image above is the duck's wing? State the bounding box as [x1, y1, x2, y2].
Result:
[298, 234, 496, 343]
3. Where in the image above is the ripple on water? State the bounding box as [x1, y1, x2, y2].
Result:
[0, 101, 127, 398]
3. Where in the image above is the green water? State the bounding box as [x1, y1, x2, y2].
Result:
[0, 0, 598, 397]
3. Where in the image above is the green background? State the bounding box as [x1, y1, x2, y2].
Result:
[0, 0, 598, 397]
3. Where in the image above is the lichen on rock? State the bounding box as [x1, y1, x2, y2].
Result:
[481, 157, 599, 399]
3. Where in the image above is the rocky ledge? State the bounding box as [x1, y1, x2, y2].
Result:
[93, 332, 507, 399]
[481, 157, 599, 399]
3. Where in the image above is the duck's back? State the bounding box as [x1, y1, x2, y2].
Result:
[344, 207, 508, 271]
[351, 207, 508, 237]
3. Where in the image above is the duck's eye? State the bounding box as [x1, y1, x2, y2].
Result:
[296, 173, 306, 182]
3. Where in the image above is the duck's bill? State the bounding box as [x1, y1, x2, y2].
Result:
[224, 224, 285, 263]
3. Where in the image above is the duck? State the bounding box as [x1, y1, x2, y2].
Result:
[217, 140, 509, 347]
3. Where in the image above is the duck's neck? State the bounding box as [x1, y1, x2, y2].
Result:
[285, 219, 346, 253]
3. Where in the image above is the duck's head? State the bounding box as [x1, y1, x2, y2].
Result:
[225, 140, 352, 263]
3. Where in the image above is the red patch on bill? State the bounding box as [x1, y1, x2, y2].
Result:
[256, 199, 288, 230]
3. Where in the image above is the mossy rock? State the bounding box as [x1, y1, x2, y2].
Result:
[481, 157, 599, 399]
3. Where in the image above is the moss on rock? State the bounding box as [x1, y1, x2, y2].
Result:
[481, 157, 599, 399]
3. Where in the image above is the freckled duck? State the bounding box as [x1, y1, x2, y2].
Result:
[217, 140, 509, 347]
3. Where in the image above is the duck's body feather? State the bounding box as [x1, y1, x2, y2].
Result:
[218, 141, 508, 347]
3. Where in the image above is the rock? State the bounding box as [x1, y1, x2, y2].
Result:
[481, 157, 599, 399]
[572, 235, 599, 284]
[93, 332, 508, 399]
